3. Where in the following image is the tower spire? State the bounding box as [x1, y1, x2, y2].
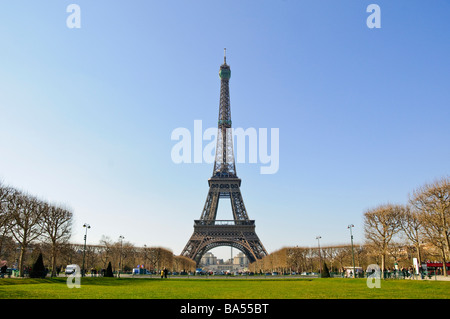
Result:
[215, 49, 234, 177]
[224, 48, 227, 64]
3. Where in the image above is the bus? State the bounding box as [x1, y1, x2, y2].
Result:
[422, 262, 450, 276]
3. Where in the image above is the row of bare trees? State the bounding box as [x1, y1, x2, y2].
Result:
[1, 239, 196, 276]
[0, 182, 72, 277]
[0, 181, 196, 276]
[364, 176, 450, 276]
[249, 241, 443, 275]
[250, 245, 370, 275]
[44, 238, 196, 275]
[250, 177, 450, 276]
[93, 236, 195, 273]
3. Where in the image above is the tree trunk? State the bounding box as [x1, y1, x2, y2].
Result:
[441, 248, 448, 277]
[416, 243, 422, 264]
[18, 246, 26, 277]
[51, 244, 57, 277]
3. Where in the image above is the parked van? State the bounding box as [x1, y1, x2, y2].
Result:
[65, 264, 78, 275]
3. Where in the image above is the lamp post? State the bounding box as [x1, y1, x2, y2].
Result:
[118, 235, 124, 278]
[348, 224, 356, 278]
[82, 223, 90, 277]
[231, 246, 233, 272]
[316, 236, 322, 275]
[143, 244, 147, 271]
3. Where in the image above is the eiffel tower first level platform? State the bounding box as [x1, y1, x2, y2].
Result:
[181, 50, 267, 265]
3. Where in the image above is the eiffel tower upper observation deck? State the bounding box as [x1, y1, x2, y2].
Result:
[181, 50, 267, 264]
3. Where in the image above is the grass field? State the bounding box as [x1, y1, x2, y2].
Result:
[0, 277, 449, 299]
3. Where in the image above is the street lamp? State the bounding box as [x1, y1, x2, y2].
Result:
[82, 223, 91, 277]
[143, 244, 147, 271]
[118, 235, 124, 278]
[347, 224, 356, 278]
[316, 236, 322, 275]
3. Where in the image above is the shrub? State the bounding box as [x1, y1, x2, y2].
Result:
[29, 253, 47, 278]
[105, 261, 114, 277]
[321, 262, 330, 278]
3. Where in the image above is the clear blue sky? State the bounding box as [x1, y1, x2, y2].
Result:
[1, 1, 449, 260]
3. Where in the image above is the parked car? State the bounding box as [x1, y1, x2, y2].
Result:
[65, 264, 78, 275]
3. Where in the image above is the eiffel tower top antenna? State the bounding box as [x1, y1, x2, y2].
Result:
[224, 48, 226, 64]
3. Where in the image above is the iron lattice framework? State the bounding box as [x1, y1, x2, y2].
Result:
[181, 50, 267, 265]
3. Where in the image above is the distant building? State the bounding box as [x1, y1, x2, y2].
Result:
[199, 251, 249, 272]
[233, 252, 249, 267]
[200, 252, 217, 266]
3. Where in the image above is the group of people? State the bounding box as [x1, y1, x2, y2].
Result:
[339, 266, 421, 279]
[160, 267, 169, 278]
[383, 266, 416, 279]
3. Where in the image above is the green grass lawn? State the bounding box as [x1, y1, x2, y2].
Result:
[0, 277, 448, 299]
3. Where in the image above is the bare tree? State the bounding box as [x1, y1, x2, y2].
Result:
[119, 241, 136, 272]
[147, 247, 162, 272]
[399, 205, 424, 263]
[287, 247, 307, 273]
[355, 245, 369, 270]
[173, 255, 195, 273]
[363, 203, 404, 277]
[387, 241, 406, 267]
[99, 236, 115, 270]
[8, 192, 46, 277]
[41, 204, 73, 276]
[410, 177, 450, 276]
[334, 246, 352, 271]
[0, 182, 14, 257]
[0, 182, 12, 222]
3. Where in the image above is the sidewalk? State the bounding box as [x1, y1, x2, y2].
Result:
[423, 275, 450, 281]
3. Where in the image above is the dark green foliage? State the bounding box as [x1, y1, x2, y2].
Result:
[105, 261, 114, 277]
[321, 262, 330, 278]
[29, 253, 47, 278]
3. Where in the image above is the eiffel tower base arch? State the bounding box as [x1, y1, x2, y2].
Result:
[182, 220, 267, 265]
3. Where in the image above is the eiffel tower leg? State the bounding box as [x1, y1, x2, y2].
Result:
[200, 189, 219, 221]
[230, 188, 249, 220]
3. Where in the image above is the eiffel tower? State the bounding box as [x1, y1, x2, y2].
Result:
[181, 49, 267, 265]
